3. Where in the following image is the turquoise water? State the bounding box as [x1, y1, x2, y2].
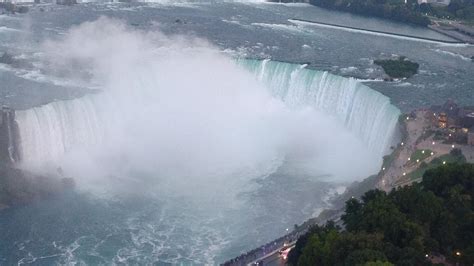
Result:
[0, 2, 473, 111]
[0, 1, 472, 264]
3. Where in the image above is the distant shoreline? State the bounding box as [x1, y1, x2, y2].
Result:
[289, 18, 463, 44]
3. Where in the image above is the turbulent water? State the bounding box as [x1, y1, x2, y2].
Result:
[0, 1, 471, 264]
[239, 59, 399, 155]
[16, 59, 399, 165]
[7, 56, 399, 264]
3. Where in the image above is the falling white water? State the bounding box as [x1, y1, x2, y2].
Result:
[15, 59, 399, 188]
[237, 59, 400, 156]
[16, 59, 400, 164]
[14, 18, 398, 197]
[16, 96, 105, 166]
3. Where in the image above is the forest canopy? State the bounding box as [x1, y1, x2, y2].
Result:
[287, 163, 474, 266]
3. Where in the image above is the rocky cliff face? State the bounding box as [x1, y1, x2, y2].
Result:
[0, 108, 74, 210]
[0, 166, 74, 210]
[0, 107, 21, 164]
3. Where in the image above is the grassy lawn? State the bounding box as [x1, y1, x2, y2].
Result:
[382, 149, 398, 170]
[408, 153, 466, 181]
[409, 149, 433, 163]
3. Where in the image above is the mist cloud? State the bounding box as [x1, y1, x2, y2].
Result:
[19, 17, 380, 201]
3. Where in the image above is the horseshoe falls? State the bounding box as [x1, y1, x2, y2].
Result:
[10, 58, 400, 265]
[15, 96, 105, 166]
[239, 59, 400, 156]
[1, 0, 473, 263]
[15, 59, 399, 168]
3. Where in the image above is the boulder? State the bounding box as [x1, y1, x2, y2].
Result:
[56, 0, 77, 5]
[0, 52, 14, 65]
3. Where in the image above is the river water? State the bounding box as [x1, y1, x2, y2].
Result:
[0, 1, 472, 264]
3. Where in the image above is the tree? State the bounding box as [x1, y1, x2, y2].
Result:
[290, 164, 474, 265]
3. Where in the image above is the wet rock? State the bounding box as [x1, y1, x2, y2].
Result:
[56, 0, 77, 5]
[0, 3, 28, 13]
[0, 52, 34, 69]
[0, 52, 15, 65]
[0, 164, 75, 210]
[17, 6, 29, 13]
[175, 19, 187, 24]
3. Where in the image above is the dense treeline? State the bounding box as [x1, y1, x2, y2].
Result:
[418, 0, 474, 20]
[309, 0, 431, 26]
[446, 0, 474, 19]
[287, 163, 474, 265]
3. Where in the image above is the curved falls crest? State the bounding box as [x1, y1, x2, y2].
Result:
[15, 59, 400, 175]
[239, 59, 400, 155]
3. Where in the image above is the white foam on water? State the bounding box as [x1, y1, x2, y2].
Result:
[431, 48, 472, 61]
[12, 18, 401, 264]
[290, 19, 463, 45]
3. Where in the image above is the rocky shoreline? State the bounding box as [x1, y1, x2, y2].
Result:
[0, 107, 75, 211]
[0, 164, 75, 211]
[225, 101, 474, 264]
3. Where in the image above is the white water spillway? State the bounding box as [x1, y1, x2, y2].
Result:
[238, 59, 400, 156]
[15, 59, 399, 185]
[12, 18, 400, 195]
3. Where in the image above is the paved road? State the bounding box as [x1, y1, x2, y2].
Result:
[222, 211, 343, 266]
[246, 242, 296, 266]
[222, 235, 300, 266]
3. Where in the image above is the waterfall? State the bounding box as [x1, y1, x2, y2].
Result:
[6, 111, 15, 162]
[237, 59, 400, 156]
[15, 96, 106, 165]
[15, 59, 399, 166]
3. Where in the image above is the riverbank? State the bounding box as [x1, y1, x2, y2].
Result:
[378, 109, 474, 190]
[224, 102, 474, 265]
[429, 21, 474, 44]
[286, 163, 474, 266]
[221, 144, 399, 265]
[289, 19, 462, 44]
[308, 0, 430, 26]
[0, 164, 75, 211]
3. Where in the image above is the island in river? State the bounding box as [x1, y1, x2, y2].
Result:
[374, 57, 419, 79]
